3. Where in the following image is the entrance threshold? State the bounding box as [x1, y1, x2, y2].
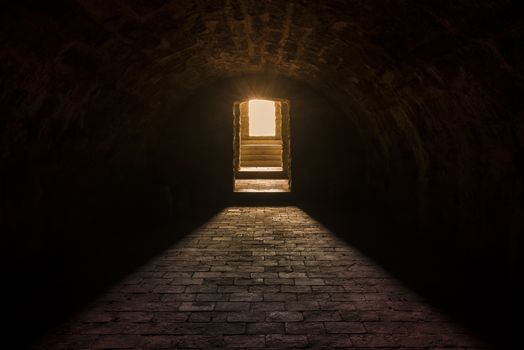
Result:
[234, 179, 290, 193]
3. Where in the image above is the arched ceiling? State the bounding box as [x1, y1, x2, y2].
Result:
[0, 0, 522, 196]
[4, 0, 521, 105]
[1, 4, 523, 347]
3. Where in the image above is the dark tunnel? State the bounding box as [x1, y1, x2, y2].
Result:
[0, 0, 523, 348]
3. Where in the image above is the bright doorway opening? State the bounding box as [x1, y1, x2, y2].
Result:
[248, 99, 276, 136]
[233, 98, 291, 192]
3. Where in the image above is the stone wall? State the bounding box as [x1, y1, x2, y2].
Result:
[0, 0, 523, 346]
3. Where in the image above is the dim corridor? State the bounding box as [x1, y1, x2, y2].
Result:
[35, 207, 490, 349]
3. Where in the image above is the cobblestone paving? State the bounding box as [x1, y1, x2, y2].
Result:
[36, 207, 490, 349]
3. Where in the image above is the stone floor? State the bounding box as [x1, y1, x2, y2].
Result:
[35, 207, 490, 349]
[234, 180, 290, 192]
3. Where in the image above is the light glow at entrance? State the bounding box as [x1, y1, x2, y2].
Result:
[248, 99, 276, 136]
[234, 98, 290, 193]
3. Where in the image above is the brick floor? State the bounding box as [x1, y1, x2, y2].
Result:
[35, 207, 491, 349]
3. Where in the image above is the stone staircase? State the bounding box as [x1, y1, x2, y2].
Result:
[240, 139, 282, 168]
[238, 139, 286, 179]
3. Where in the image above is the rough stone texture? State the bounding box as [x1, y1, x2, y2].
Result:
[1, 0, 522, 261]
[1, 0, 523, 348]
[35, 207, 490, 349]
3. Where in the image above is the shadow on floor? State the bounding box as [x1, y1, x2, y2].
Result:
[6, 196, 520, 349]
[5, 204, 224, 349]
[299, 203, 521, 350]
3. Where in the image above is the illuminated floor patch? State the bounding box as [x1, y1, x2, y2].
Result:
[35, 207, 490, 349]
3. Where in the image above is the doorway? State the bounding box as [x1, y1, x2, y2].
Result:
[233, 98, 291, 192]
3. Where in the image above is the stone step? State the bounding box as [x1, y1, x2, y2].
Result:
[240, 154, 282, 161]
[234, 179, 290, 193]
[240, 160, 282, 167]
[235, 170, 287, 179]
[240, 148, 282, 155]
[241, 139, 281, 145]
[241, 145, 282, 151]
